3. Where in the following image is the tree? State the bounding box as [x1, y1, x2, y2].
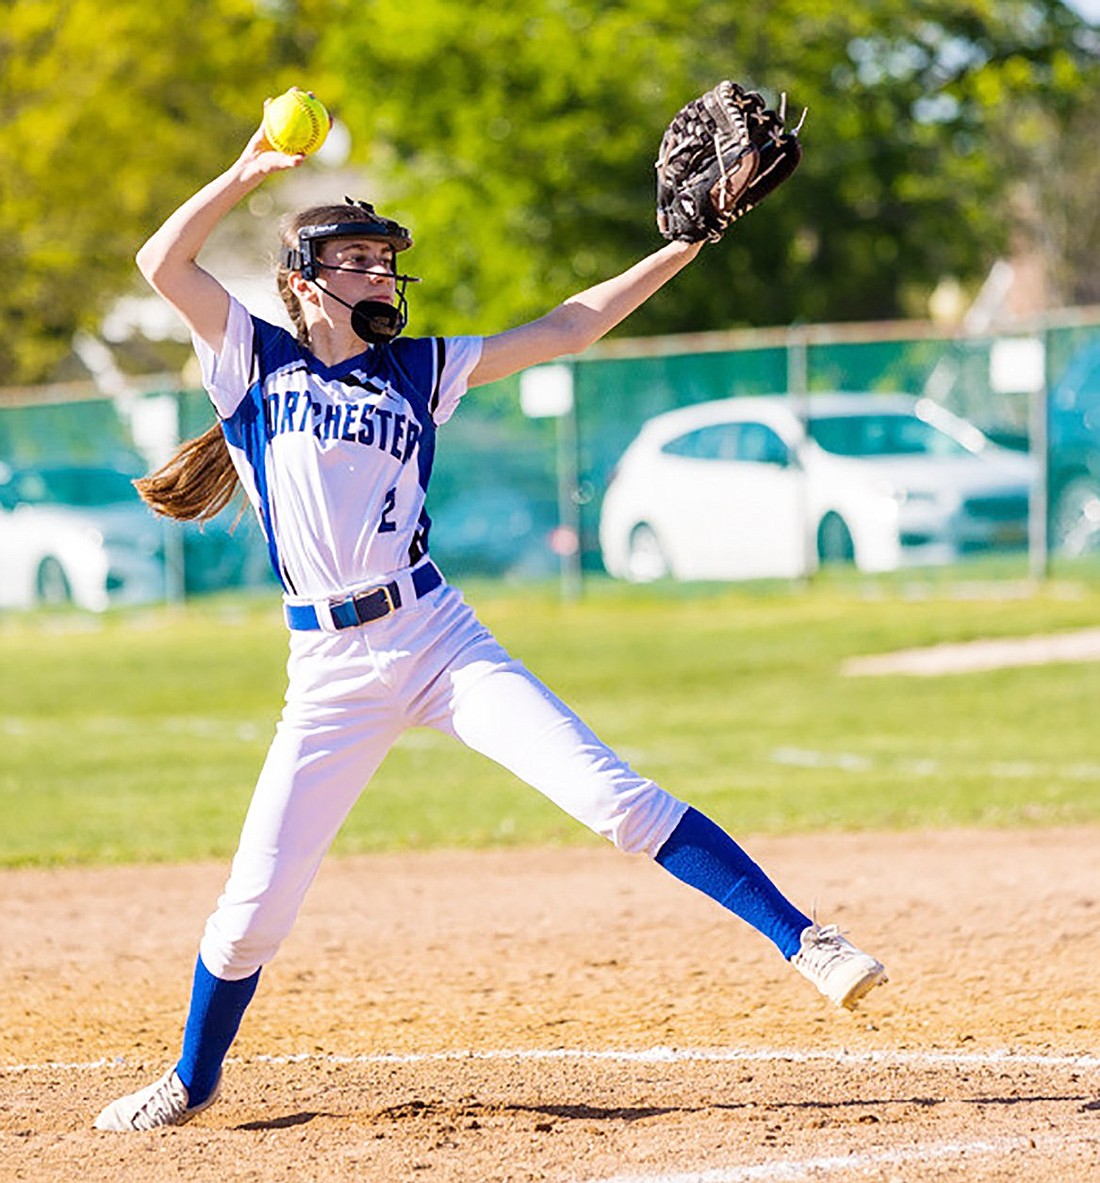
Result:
[1, 0, 1096, 387]
[0, 0, 296, 384]
[320, 0, 1099, 336]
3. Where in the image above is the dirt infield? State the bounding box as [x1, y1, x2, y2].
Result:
[2, 828, 1098, 1182]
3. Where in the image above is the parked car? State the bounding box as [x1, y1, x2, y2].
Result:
[0, 462, 164, 610]
[427, 486, 558, 579]
[599, 393, 1036, 582]
[0, 461, 272, 611]
[1048, 342, 1100, 557]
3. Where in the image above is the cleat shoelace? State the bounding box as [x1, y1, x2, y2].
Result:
[129, 1076, 188, 1129]
[796, 925, 872, 979]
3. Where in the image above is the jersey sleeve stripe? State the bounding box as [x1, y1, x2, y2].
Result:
[428, 336, 447, 415]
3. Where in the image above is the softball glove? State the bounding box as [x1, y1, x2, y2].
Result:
[655, 80, 805, 243]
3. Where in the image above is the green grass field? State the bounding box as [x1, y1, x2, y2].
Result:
[2, 566, 1099, 867]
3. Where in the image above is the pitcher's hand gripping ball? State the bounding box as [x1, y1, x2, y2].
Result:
[655, 79, 805, 243]
[262, 87, 332, 156]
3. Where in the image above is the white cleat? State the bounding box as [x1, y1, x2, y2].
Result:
[93, 1068, 221, 1131]
[791, 923, 887, 1010]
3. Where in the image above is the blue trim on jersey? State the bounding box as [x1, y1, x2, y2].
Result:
[221, 318, 453, 594]
[429, 337, 446, 416]
[382, 335, 443, 495]
[221, 375, 287, 590]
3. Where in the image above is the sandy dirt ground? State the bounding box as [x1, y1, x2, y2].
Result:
[2, 828, 1099, 1182]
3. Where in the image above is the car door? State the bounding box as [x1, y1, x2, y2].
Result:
[724, 420, 807, 577]
[656, 420, 806, 579]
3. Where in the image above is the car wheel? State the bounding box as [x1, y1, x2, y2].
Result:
[1051, 476, 1100, 557]
[36, 557, 73, 606]
[626, 523, 671, 582]
[817, 513, 855, 565]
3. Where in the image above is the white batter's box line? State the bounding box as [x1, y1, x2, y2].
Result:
[574, 1134, 1076, 1183]
[239, 1045, 1100, 1070]
[0, 1055, 127, 1074]
[5, 1044, 1100, 1075]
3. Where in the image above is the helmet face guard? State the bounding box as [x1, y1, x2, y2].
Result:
[281, 199, 419, 344]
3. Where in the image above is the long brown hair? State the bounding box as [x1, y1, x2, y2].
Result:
[135, 203, 390, 521]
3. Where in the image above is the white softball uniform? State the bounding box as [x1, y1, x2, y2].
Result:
[192, 297, 687, 979]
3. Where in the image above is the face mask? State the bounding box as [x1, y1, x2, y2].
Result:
[317, 288, 410, 345]
[350, 298, 404, 345]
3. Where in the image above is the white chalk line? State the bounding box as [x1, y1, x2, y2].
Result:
[575, 1134, 1089, 1183]
[5, 1044, 1099, 1075]
[770, 745, 1100, 780]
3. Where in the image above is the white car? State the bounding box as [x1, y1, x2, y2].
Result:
[0, 462, 165, 611]
[599, 394, 1037, 582]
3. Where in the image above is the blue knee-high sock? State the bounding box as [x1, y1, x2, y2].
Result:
[175, 956, 261, 1106]
[655, 807, 810, 959]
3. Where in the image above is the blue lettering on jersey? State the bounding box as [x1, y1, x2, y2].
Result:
[221, 315, 449, 593]
[262, 387, 421, 472]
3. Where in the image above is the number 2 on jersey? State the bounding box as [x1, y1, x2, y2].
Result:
[379, 487, 398, 533]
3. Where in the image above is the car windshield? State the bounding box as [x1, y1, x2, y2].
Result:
[5, 466, 139, 508]
[806, 413, 973, 458]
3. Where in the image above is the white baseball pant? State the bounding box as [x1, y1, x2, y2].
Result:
[199, 583, 688, 979]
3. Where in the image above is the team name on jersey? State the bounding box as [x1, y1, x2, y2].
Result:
[263, 385, 422, 464]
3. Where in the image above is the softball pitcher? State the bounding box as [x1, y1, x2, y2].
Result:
[94, 106, 885, 1133]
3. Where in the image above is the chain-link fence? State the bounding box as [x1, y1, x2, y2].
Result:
[2, 309, 1098, 610]
[567, 310, 1100, 581]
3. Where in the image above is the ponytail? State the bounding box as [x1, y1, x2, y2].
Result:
[134, 422, 240, 522]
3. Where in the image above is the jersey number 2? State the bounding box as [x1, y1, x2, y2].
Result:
[379, 487, 398, 533]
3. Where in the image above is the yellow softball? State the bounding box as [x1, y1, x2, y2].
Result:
[262, 87, 332, 156]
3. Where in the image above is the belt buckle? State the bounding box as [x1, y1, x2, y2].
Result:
[325, 581, 400, 630]
[365, 583, 397, 618]
[337, 582, 395, 627]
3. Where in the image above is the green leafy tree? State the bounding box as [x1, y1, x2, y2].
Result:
[0, 0, 298, 384]
[316, 0, 697, 335]
[1048, 94, 1100, 306]
[320, 0, 1099, 336]
[1, 0, 1096, 387]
